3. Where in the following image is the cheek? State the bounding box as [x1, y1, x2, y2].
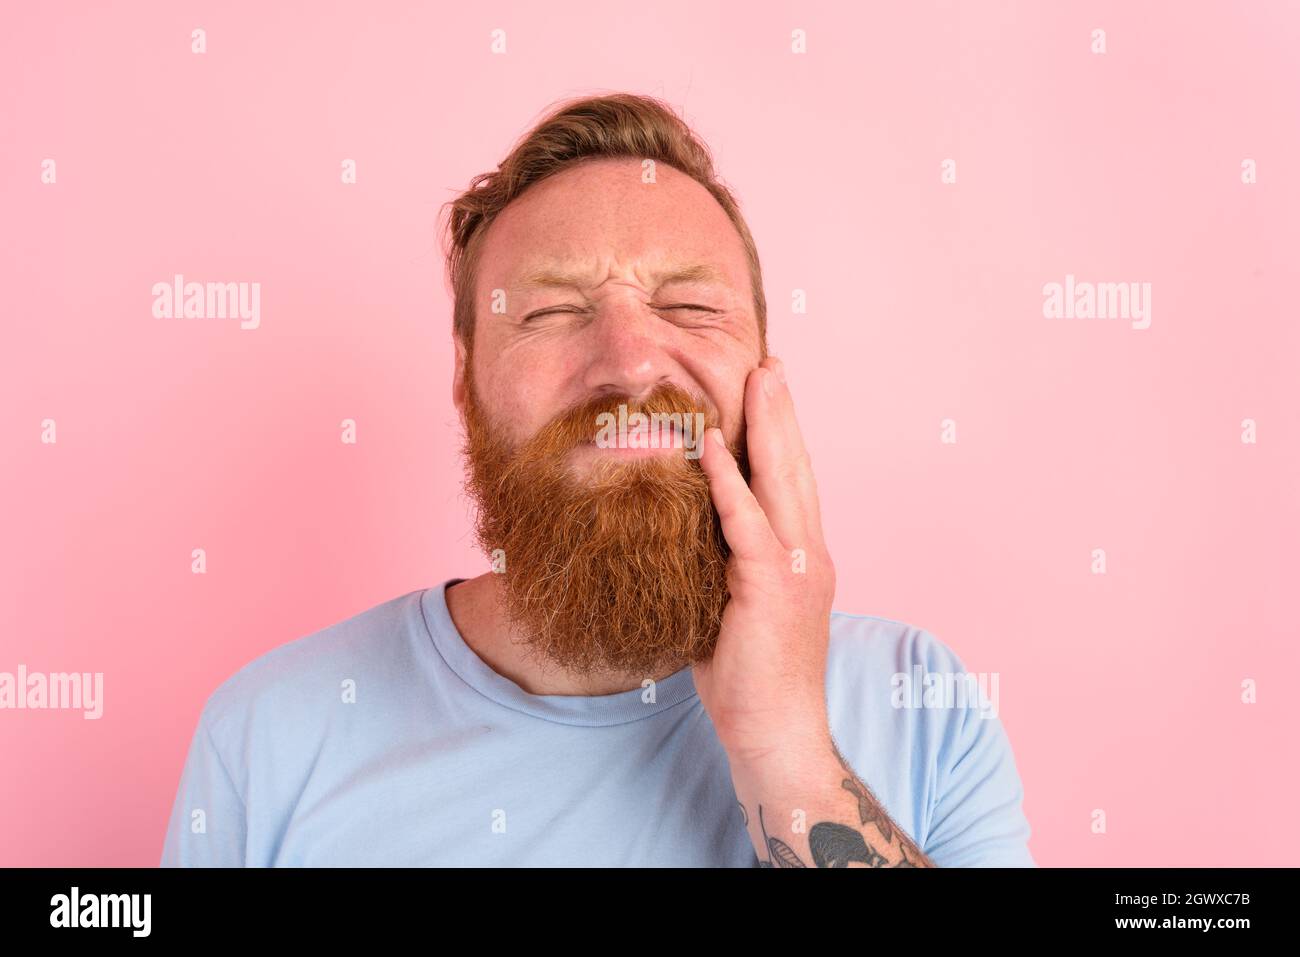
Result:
[476, 368, 564, 443]
[694, 367, 751, 440]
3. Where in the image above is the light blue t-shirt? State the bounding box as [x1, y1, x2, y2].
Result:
[161, 579, 1034, 867]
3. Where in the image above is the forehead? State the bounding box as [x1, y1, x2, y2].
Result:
[476, 156, 749, 293]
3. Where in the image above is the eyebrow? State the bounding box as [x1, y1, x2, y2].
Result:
[515, 262, 727, 291]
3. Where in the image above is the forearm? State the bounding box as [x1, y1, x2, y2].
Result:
[729, 730, 935, 868]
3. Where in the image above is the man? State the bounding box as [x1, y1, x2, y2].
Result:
[161, 93, 1034, 867]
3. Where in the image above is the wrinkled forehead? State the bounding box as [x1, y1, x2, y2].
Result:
[474, 157, 752, 306]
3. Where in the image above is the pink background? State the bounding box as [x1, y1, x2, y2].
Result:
[2, 1, 1297, 867]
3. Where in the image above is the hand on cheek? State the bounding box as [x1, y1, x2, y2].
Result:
[693, 356, 837, 766]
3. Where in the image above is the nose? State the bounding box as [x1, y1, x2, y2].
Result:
[578, 298, 674, 401]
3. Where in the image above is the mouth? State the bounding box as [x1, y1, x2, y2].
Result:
[564, 405, 714, 466]
[604, 419, 698, 450]
[576, 438, 681, 458]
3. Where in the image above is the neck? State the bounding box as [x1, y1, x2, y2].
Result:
[444, 573, 687, 696]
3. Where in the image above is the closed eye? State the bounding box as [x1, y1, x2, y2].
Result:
[521, 305, 588, 322]
[657, 304, 723, 325]
[521, 303, 720, 321]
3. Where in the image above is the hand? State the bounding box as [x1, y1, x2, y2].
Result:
[692, 356, 837, 770]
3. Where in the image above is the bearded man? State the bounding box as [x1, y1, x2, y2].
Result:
[162, 93, 1034, 868]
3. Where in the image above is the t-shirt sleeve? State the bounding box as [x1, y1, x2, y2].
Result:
[922, 644, 1036, 868]
[160, 705, 247, 867]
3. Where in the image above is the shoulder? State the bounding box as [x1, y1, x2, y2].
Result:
[827, 610, 971, 679]
[824, 610, 1034, 866]
[825, 609, 983, 728]
[197, 588, 427, 745]
[824, 610, 980, 769]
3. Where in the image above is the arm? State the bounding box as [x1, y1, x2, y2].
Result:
[160, 707, 247, 867]
[694, 357, 934, 867]
[729, 727, 935, 868]
[922, 663, 1035, 867]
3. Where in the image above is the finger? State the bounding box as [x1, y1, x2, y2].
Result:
[744, 357, 824, 551]
[699, 426, 782, 563]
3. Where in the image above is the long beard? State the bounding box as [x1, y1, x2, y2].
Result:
[461, 365, 742, 679]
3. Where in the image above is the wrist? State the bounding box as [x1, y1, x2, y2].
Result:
[723, 721, 837, 790]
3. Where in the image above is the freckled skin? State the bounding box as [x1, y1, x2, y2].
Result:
[451, 156, 763, 462]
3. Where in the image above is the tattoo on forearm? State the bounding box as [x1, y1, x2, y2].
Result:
[743, 742, 934, 868]
[842, 777, 894, 843]
[757, 805, 807, 867]
[809, 822, 889, 867]
[832, 740, 930, 866]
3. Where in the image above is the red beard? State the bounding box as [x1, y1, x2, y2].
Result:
[460, 361, 748, 679]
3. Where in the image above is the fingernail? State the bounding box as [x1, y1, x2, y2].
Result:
[772, 358, 786, 384]
[763, 369, 777, 397]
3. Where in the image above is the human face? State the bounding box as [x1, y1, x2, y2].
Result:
[452, 156, 763, 469]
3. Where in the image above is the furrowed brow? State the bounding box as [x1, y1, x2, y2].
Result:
[514, 262, 726, 292]
[516, 268, 592, 290]
[656, 263, 726, 286]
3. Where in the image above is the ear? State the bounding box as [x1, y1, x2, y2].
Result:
[451, 334, 468, 418]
